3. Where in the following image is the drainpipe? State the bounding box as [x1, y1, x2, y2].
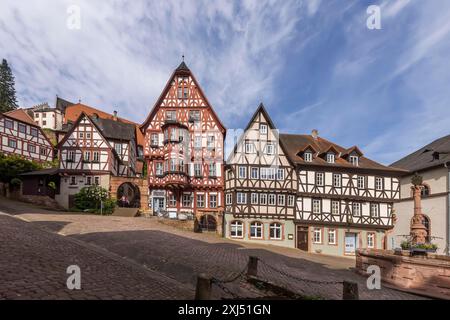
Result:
[445, 162, 450, 255]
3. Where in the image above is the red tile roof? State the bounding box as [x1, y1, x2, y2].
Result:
[4, 109, 37, 126]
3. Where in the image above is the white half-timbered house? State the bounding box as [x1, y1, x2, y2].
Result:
[280, 132, 404, 256]
[0, 109, 53, 162]
[224, 104, 298, 247]
[56, 112, 138, 208]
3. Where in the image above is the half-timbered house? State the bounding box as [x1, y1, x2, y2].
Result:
[56, 112, 138, 209]
[140, 61, 226, 233]
[0, 109, 53, 162]
[224, 104, 298, 247]
[281, 132, 404, 256]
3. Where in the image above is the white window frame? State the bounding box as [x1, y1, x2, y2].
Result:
[328, 229, 337, 245]
[278, 194, 285, 206]
[327, 153, 335, 164]
[265, 143, 275, 155]
[260, 124, 267, 135]
[304, 152, 313, 162]
[331, 200, 340, 215]
[268, 194, 276, 205]
[209, 194, 217, 208]
[260, 194, 267, 205]
[352, 202, 362, 216]
[276, 168, 285, 180]
[316, 172, 324, 186]
[251, 193, 258, 205]
[333, 173, 341, 187]
[197, 194, 205, 208]
[251, 167, 259, 179]
[225, 193, 232, 205]
[349, 155, 359, 166]
[367, 233, 375, 248]
[370, 203, 379, 217]
[237, 192, 247, 205]
[230, 221, 243, 238]
[238, 166, 246, 179]
[375, 177, 383, 191]
[182, 194, 192, 207]
[245, 141, 255, 154]
[312, 199, 321, 214]
[357, 176, 365, 189]
[313, 228, 322, 244]
[250, 222, 263, 239]
[269, 223, 282, 240]
[288, 195, 295, 207]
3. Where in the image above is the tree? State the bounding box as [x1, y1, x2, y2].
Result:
[0, 59, 19, 113]
[0, 154, 42, 184]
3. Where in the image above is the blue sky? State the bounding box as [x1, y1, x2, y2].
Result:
[1, 0, 449, 164]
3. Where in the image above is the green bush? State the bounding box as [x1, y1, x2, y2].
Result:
[10, 178, 22, 186]
[48, 181, 56, 190]
[73, 185, 115, 215]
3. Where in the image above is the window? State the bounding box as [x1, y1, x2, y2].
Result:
[251, 193, 258, 205]
[238, 166, 246, 179]
[68, 151, 75, 162]
[251, 167, 259, 179]
[189, 111, 200, 122]
[327, 153, 335, 164]
[30, 127, 38, 137]
[94, 177, 100, 185]
[70, 176, 77, 185]
[209, 163, 216, 177]
[421, 185, 431, 197]
[43, 112, 47, 118]
[268, 194, 276, 205]
[170, 128, 177, 141]
[250, 222, 263, 239]
[375, 177, 383, 191]
[209, 194, 217, 208]
[328, 229, 337, 245]
[226, 193, 232, 205]
[166, 111, 176, 121]
[333, 174, 341, 187]
[18, 123, 26, 133]
[84, 151, 91, 162]
[260, 124, 267, 134]
[182, 194, 192, 207]
[207, 136, 215, 149]
[156, 162, 163, 176]
[5, 119, 13, 129]
[264, 143, 274, 155]
[237, 192, 247, 204]
[115, 144, 122, 155]
[352, 203, 361, 216]
[42, 120, 47, 126]
[194, 163, 202, 177]
[304, 152, 313, 162]
[349, 155, 359, 166]
[260, 194, 267, 205]
[316, 172, 324, 186]
[169, 159, 176, 172]
[169, 194, 177, 207]
[312, 199, 321, 214]
[357, 176, 365, 189]
[177, 87, 183, 99]
[86, 176, 92, 185]
[197, 194, 205, 208]
[288, 195, 295, 207]
[151, 133, 159, 146]
[79, 132, 84, 139]
[245, 141, 255, 154]
[183, 87, 189, 99]
[230, 221, 243, 238]
[194, 136, 202, 149]
[40, 148, 47, 156]
[86, 132, 91, 139]
[28, 144, 36, 153]
[278, 194, 285, 206]
[277, 168, 285, 180]
[367, 233, 375, 248]
[370, 203, 379, 217]
[8, 139, 17, 148]
[313, 228, 322, 244]
[270, 223, 282, 240]
[331, 200, 340, 214]
[93, 151, 100, 163]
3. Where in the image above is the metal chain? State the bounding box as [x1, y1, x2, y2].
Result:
[259, 259, 343, 285]
[212, 280, 241, 299]
[212, 262, 249, 284]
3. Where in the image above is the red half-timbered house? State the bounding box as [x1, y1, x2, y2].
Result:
[141, 61, 226, 232]
[0, 109, 53, 162]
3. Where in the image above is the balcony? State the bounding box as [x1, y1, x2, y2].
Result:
[163, 171, 188, 188]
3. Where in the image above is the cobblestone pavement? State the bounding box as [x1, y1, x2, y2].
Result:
[0, 198, 426, 300]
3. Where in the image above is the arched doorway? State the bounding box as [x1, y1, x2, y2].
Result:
[117, 182, 141, 208]
[199, 214, 217, 232]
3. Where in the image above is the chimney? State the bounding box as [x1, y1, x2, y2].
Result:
[311, 129, 319, 140]
[113, 110, 118, 121]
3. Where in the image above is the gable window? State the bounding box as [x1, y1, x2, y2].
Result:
[40, 148, 47, 156]
[182, 194, 192, 207]
[238, 166, 246, 179]
[166, 111, 176, 121]
[375, 177, 383, 191]
[333, 174, 341, 187]
[264, 143, 274, 155]
[278, 194, 285, 206]
[328, 229, 337, 245]
[86, 132, 91, 139]
[349, 155, 359, 166]
[197, 194, 205, 208]
[68, 151, 75, 162]
[313, 228, 322, 244]
[251, 167, 259, 179]
[8, 138, 17, 148]
[268, 194, 276, 205]
[79, 132, 84, 139]
[28, 144, 36, 153]
[207, 135, 215, 149]
[367, 233, 375, 248]
[331, 200, 340, 214]
[312, 199, 321, 214]
[18, 123, 26, 133]
[5, 119, 13, 129]
[226, 193, 232, 205]
[260, 124, 267, 135]
[209, 194, 217, 208]
[251, 193, 258, 205]
[270, 223, 282, 240]
[150, 133, 159, 146]
[357, 176, 365, 189]
[250, 222, 263, 239]
[83, 151, 91, 162]
[93, 151, 100, 163]
[209, 163, 216, 177]
[194, 136, 202, 149]
[277, 168, 285, 180]
[327, 153, 335, 164]
[194, 163, 202, 177]
[245, 141, 255, 154]
[352, 203, 362, 216]
[230, 221, 243, 238]
[260, 194, 267, 205]
[115, 144, 123, 155]
[237, 192, 247, 204]
[30, 127, 38, 137]
[370, 203, 379, 217]
[316, 172, 324, 186]
[304, 151, 313, 162]
[288, 195, 295, 207]
[189, 111, 200, 122]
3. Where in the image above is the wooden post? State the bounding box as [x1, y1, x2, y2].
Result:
[195, 274, 212, 300]
[342, 281, 359, 300]
[247, 256, 259, 277]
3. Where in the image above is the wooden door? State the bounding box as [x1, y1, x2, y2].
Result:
[297, 226, 308, 251]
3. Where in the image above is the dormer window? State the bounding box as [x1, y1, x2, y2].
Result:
[304, 152, 313, 162]
[326, 153, 335, 164]
[349, 155, 359, 166]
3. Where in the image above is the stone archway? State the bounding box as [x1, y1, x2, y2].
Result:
[117, 182, 141, 208]
[110, 177, 149, 211]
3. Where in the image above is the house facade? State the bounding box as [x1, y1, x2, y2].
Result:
[29, 103, 64, 130]
[0, 109, 53, 162]
[390, 135, 450, 255]
[56, 112, 138, 209]
[224, 105, 297, 247]
[140, 62, 226, 232]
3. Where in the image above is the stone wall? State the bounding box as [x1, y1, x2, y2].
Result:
[157, 217, 195, 232]
[356, 249, 450, 299]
